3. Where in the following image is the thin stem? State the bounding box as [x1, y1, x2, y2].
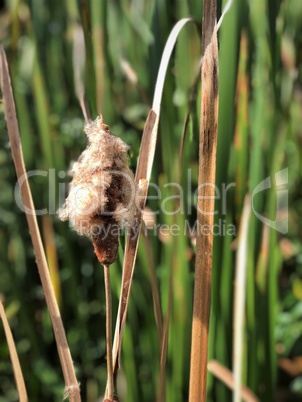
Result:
[0, 46, 81, 402]
[104, 264, 114, 401]
[0, 299, 28, 402]
[233, 196, 251, 402]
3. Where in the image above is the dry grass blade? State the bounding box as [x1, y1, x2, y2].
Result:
[111, 177, 149, 379]
[233, 195, 251, 402]
[73, 24, 91, 124]
[0, 299, 28, 402]
[110, 17, 193, 382]
[188, 1, 219, 401]
[208, 360, 259, 402]
[0, 46, 81, 402]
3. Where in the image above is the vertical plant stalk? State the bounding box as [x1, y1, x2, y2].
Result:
[104, 265, 114, 401]
[0, 299, 28, 402]
[188, 1, 219, 401]
[0, 46, 81, 402]
[233, 196, 251, 402]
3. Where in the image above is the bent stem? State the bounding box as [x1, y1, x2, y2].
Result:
[104, 264, 114, 401]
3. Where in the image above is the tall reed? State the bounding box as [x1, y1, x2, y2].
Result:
[189, 1, 219, 400]
[0, 46, 81, 402]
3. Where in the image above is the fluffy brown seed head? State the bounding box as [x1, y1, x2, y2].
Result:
[58, 115, 136, 264]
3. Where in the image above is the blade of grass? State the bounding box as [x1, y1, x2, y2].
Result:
[217, 0, 233, 30]
[73, 24, 91, 124]
[178, 59, 201, 172]
[31, 44, 54, 169]
[248, 0, 270, 395]
[188, 1, 219, 400]
[233, 195, 251, 402]
[0, 46, 81, 402]
[79, 0, 97, 117]
[141, 225, 163, 350]
[0, 299, 28, 402]
[234, 32, 249, 215]
[158, 249, 173, 402]
[42, 215, 62, 307]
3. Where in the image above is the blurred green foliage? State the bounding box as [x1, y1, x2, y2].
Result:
[0, 0, 302, 401]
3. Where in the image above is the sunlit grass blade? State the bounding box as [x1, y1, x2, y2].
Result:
[233, 195, 251, 402]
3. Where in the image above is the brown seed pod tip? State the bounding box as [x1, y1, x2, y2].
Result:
[98, 114, 110, 133]
[92, 232, 119, 265]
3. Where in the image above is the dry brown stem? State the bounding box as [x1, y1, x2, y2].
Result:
[188, 1, 219, 400]
[104, 264, 114, 400]
[0, 46, 81, 402]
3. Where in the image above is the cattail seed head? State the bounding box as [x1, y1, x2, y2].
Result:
[59, 115, 136, 264]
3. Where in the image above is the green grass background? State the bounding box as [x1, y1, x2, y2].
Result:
[0, 0, 302, 401]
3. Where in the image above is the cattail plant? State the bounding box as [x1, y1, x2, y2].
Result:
[59, 115, 136, 401]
